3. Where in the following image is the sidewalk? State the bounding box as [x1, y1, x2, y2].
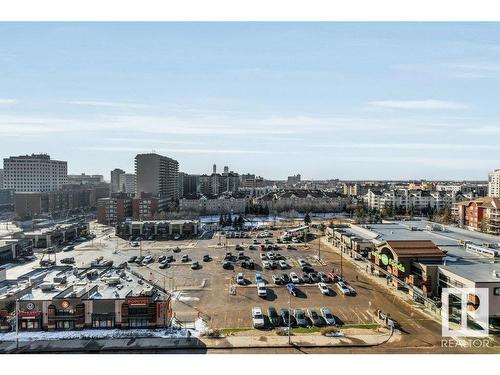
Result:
[0, 330, 395, 353]
[200, 330, 395, 348]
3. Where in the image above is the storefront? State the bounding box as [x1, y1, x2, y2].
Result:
[92, 313, 115, 328]
[18, 301, 43, 331]
[48, 300, 85, 331]
[121, 296, 156, 329]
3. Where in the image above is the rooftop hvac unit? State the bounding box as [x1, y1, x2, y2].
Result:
[39, 283, 55, 291]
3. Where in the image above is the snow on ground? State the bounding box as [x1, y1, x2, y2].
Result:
[0, 327, 198, 342]
[194, 318, 209, 335]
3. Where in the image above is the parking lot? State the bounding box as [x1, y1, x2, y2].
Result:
[60, 227, 377, 329]
[16, 222, 442, 346]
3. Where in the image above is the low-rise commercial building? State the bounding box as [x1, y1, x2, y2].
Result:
[326, 220, 500, 324]
[23, 222, 90, 248]
[117, 219, 199, 239]
[0, 266, 172, 332]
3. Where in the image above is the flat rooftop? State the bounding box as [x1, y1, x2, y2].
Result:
[1, 266, 167, 302]
[440, 263, 500, 283]
[345, 220, 500, 266]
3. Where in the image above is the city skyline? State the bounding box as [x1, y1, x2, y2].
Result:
[1, 22, 500, 179]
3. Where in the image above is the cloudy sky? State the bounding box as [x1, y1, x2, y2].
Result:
[1, 22, 500, 180]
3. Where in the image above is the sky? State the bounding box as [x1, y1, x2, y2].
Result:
[1, 22, 500, 181]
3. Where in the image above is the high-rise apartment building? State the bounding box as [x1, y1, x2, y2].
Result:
[0, 168, 4, 189]
[119, 173, 136, 195]
[67, 173, 104, 185]
[110, 168, 125, 193]
[287, 174, 301, 185]
[135, 153, 179, 202]
[3, 154, 67, 192]
[488, 169, 500, 197]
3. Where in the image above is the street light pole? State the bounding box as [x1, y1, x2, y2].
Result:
[288, 291, 291, 345]
[15, 299, 19, 351]
[340, 245, 343, 280]
[318, 236, 321, 260]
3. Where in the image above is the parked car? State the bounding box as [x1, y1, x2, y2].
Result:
[318, 272, 330, 283]
[257, 283, 267, 297]
[268, 306, 280, 327]
[166, 255, 174, 262]
[128, 255, 137, 263]
[302, 265, 315, 273]
[222, 261, 232, 269]
[272, 274, 282, 284]
[181, 254, 190, 262]
[293, 309, 307, 327]
[252, 307, 265, 328]
[249, 245, 256, 250]
[279, 260, 288, 269]
[262, 260, 271, 269]
[318, 282, 331, 295]
[135, 256, 144, 264]
[159, 262, 169, 269]
[236, 272, 245, 285]
[306, 309, 323, 326]
[173, 247, 181, 253]
[300, 273, 311, 283]
[203, 254, 211, 262]
[280, 308, 295, 327]
[308, 272, 320, 283]
[298, 258, 308, 267]
[269, 261, 278, 269]
[320, 307, 337, 325]
[326, 272, 339, 282]
[347, 285, 357, 296]
[281, 273, 290, 284]
[242, 260, 255, 269]
[224, 252, 232, 261]
[60, 257, 75, 264]
[158, 255, 166, 263]
[191, 261, 200, 270]
[131, 241, 139, 247]
[266, 252, 275, 260]
[286, 283, 298, 297]
[143, 255, 154, 264]
[289, 272, 300, 284]
[62, 245, 74, 252]
[260, 253, 267, 261]
[255, 273, 264, 284]
[336, 281, 351, 295]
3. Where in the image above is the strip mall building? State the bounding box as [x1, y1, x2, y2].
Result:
[0, 266, 171, 332]
[326, 220, 500, 324]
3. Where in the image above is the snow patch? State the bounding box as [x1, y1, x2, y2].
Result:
[0, 327, 197, 342]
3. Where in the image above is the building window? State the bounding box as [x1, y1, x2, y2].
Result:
[494, 287, 500, 296]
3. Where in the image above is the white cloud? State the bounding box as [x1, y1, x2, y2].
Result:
[62, 100, 151, 109]
[316, 143, 500, 151]
[369, 99, 468, 110]
[80, 146, 277, 155]
[0, 98, 16, 105]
